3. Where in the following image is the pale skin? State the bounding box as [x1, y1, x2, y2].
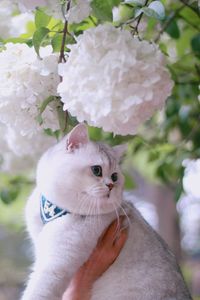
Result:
[62, 216, 128, 300]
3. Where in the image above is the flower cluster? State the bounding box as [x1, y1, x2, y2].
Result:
[177, 194, 200, 253]
[66, 0, 92, 23]
[14, 0, 92, 23]
[58, 24, 173, 135]
[0, 43, 59, 156]
[0, 0, 15, 39]
[183, 159, 200, 199]
[0, 1, 33, 39]
[0, 124, 55, 173]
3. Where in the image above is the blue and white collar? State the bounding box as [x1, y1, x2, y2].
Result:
[40, 195, 70, 224]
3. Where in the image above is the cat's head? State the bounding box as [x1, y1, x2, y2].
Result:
[37, 124, 126, 215]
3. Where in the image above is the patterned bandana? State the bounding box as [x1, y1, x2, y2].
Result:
[40, 195, 69, 224]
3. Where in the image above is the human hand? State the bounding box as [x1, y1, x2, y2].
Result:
[62, 216, 128, 300]
[79, 215, 128, 284]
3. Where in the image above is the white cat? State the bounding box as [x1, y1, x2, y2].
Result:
[22, 124, 192, 300]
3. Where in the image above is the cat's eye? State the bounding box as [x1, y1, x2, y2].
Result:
[91, 165, 102, 177]
[111, 172, 118, 182]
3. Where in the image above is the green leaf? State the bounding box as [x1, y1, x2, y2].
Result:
[36, 96, 57, 125]
[124, 173, 136, 190]
[0, 187, 19, 205]
[4, 37, 32, 45]
[51, 33, 63, 52]
[39, 96, 56, 114]
[35, 9, 51, 29]
[57, 105, 68, 133]
[108, 0, 121, 6]
[165, 20, 180, 39]
[191, 33, 200, 58]
[91, 0, 121, 21]
[32, 27, 49, 56]
[175, 179, 184, 202]
[159, 42, 168, 56]
[138, 2, 165, 20]
[124, 0, 146, 6]
[148, 1, 165, 20]
[148, 150, 160, 162]
[88, 126, 103, 141]
[179, 7, 200, 31]
[44, 129, 60, 139]
[35, 115, 43, 125]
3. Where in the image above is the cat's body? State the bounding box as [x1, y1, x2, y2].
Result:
[22, 124, 192, 300]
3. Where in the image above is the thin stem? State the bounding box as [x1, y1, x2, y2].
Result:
[58, 0, 71, 132]
[59, 20, 68, 63]
[131, 0, 150, 37]
[154, 5, 184, 43]
[89, 16, 98, 26]
[59, 0, 71, 63]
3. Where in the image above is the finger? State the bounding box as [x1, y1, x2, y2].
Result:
[102, 216, 126, 244]
[113, 228, 128, 253]
[96, 220, 118, 245]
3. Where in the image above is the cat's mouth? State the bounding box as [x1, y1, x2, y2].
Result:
[107, 191, 111, 198]
[88, 187, 112, 198]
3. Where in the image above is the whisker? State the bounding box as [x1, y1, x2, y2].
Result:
[111, 201, 121, 234]
[111, 201, 119, 222]
[118, 203, 132, 228]
[77, 193, 88, 215]
[96, 197, 103, 229]
[123, 200, 134, 211]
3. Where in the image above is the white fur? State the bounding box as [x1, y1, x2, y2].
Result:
[22, 125, 192, 300]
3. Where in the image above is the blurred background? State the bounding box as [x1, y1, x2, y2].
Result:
[0, 0, 200, 299]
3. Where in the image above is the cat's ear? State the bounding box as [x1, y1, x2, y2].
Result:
[66, 123, 89, 152]
[113, 144, 127, 161]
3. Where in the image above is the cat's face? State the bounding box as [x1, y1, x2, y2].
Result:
[37, 124, 126, 215]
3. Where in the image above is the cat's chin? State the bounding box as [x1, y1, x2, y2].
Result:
[69, 198, 121, 216]
[78, 203, 120, 216]
[60, 194, 122, 216]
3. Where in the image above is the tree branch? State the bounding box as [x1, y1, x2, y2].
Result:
[179, 15, 200, 31]
[59, 0, 71, 63]
[59, 20, 68, 63]
[179, 0, 200, 17]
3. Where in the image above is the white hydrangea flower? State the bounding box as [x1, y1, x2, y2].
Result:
[15, 0, 46, 12]
[177, 195, 200, 254]
[0, 129, 33, 173]
[0, 124, 55, 172]
[58, 25, 173, 135]
[0, 1, 33, 39]
[0, 0, 16, 39]
[0, 43, 60, 140]
[15, 0, 92, 22]
[6, 126, 56, 157]
[42, 0, 63, 19]
[66, 0, 92, 23]
[183, 159, 200, 199]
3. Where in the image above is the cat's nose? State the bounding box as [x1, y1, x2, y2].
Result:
[106, 183, 114, 191]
